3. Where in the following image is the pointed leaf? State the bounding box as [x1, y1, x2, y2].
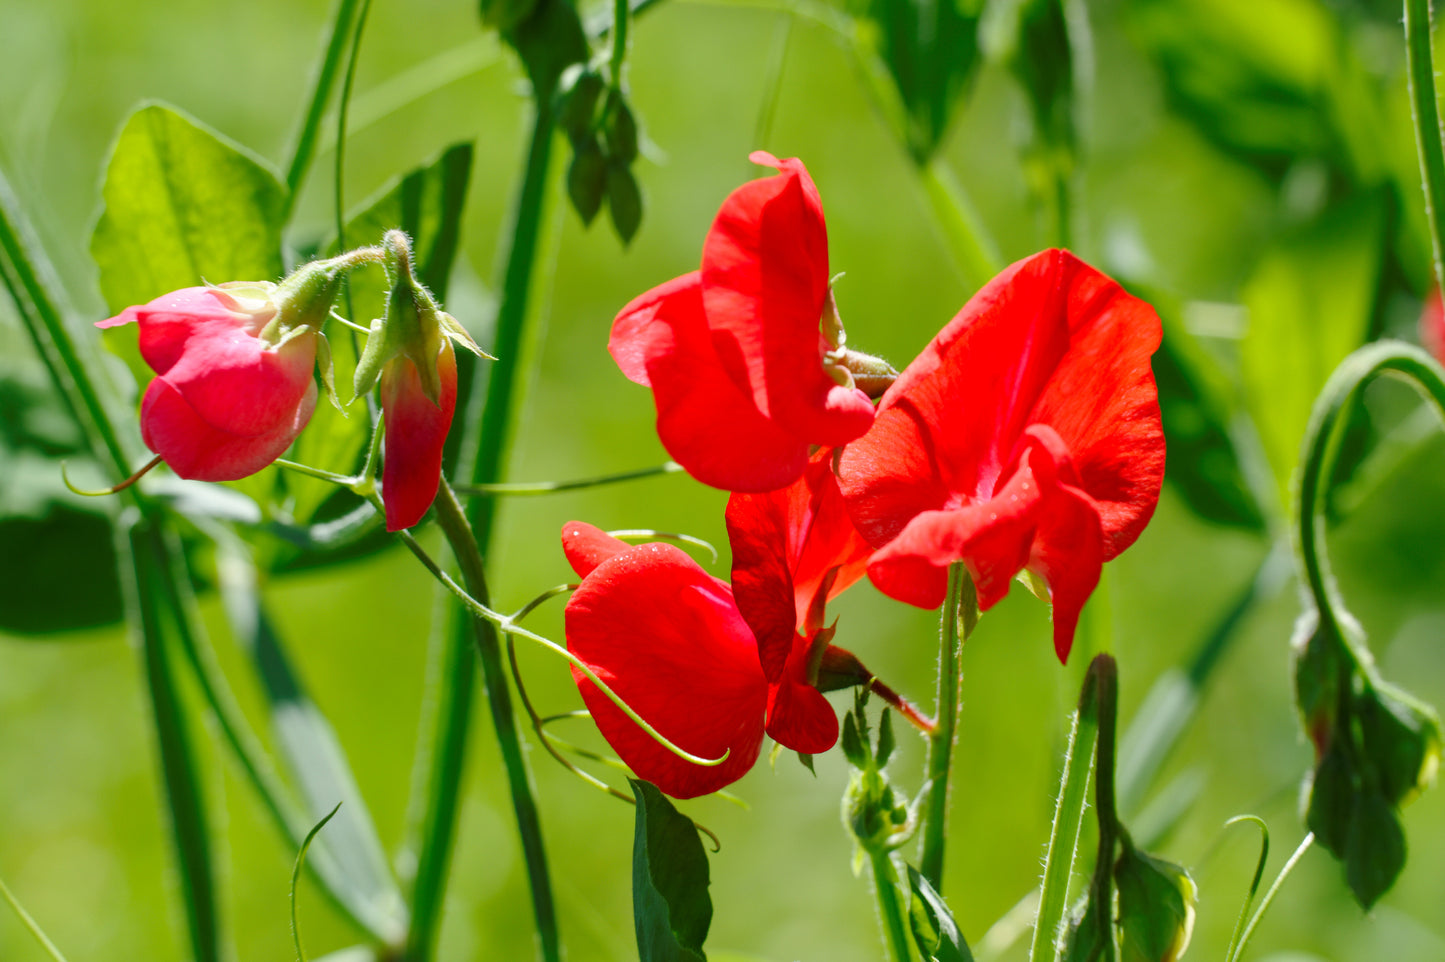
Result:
[907, 865, 973, 962]
[631, 779, 712, 962]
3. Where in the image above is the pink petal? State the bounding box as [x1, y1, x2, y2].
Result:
[380, 342, 458, 531]
[140, 375, 317, 481]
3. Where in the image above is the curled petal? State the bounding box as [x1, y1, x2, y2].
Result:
[702, 152, 874, 447]
[766, 678, 839, 755]
[380, 341, 458, 531]
[565, 543, 767, 799]
[140, 375, 317, 482]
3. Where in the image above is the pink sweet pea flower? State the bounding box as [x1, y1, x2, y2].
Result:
[97, 284, 317, 481]
[609, 152, 876, 492]
[837, 250, 1166, 663]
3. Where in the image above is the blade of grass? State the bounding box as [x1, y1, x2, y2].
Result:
[285, 0, 364, 208]
[122, 517, 220, 962]
[0, 871, 72, 962]
[294, 803, 346, 962]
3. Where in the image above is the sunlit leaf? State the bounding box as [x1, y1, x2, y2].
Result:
[631, 779, 711, 962]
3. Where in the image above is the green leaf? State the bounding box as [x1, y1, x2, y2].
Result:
[631, 779, 712, 962]
[607, 161, 643, 245]
[907, 865, 973, 962]
[1343, 789, 1406, 909]
[0, 507, 122, 634]
[1127, 0, 1385, 182]
[91, 103, 286, 313]
[216, 542, 407, 939]
[1240, 193, 1384, 507]
[876, 704, 896, 768]
[851, 0, 982, 163]
[567, 139, 608, 225]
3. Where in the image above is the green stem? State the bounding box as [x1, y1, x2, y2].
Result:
[1405, 0, 1445, 293]
[0, 872, 72, 962]
[1028, 664, 1102, 962]
[122, 520, 220, 962]
[405, 81, 562, 962]
[285, 0, 363, 207]
[452, 460, 680, 496]
[919, 563, 974, 890]
[1294, 343, 1445, 626]
[424, 480, 559, 962]
[1229, 833, 1315, 962]
[1086, 656, 1121, 962]
[870, 852, 915, 962]
[919, 155, 1003, 291]
[609, 0, 630, 85]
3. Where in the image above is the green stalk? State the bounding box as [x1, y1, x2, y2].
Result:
[1405, 0, 1445, 293]
[1295, 343, 1445, 622]
[0, 169, 128, 475]
[0, 873, 72, 962]
[870, 853, 915, 962]
[122, 519, 220, 962]
[919, 156, 1003, 291]
[422, 480, 559, 962]
[285, 0, 364, 207]
[1028, 663, 1102, 962]
[918, 563, 975, 891]
[1084, 656, 1121, 962]
[405, 87, 562, 962]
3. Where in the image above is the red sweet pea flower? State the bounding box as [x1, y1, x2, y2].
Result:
[1422, 288, 1445, 365]
[727, 452, 873, 753]
[562, 522, 768, 798]
[837, 250, 1165, 663]
[97, 285, 318, 481]
[609, 152, 875, 492]
[378, 341, 457, 531]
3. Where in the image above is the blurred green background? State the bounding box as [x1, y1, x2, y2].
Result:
[2, 0, 1445, 959]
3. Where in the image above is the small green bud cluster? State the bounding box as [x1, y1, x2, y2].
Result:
[560, 64, 643, 244]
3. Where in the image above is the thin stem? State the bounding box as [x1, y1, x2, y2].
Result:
[609, 0, 630, 85]
[1230, 834, 1315, 962]
[422, 479, 560, 962]
[453, 461, 681, 497]
[333, 0, 373, 329]
[919, 562, 971, 890]
[1221, 815, 1270, 962]
[285, 0, 363, 205]
[1087, 656, 1121, 962]
[0, 872, 71, 962]
[919, 156, 1003, 291]
[1294, 344, 1445, 626]
[870, 853, 915, 962]
[405, 74, 561, 962]
[1405, 0, 1445, 293]
[292, 803, 343, 962]
[1028, 665, 1102, 962]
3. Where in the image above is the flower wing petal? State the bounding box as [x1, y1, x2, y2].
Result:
[140, 376, 317, 481]
[561, 521, 633, 579]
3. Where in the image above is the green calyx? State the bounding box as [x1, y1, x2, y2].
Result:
[258, 245, 386, 346]
[353, 230, 490, 403]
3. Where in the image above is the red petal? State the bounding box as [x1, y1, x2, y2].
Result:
[614, 270, 809, 491]
[380, 342, 458, 531]
[727, 452, 872, 681]
[140, 376, 317, 481]
[565, 543, 767, 799]
[560, 521, 632, 579]
[1422, 288, 1445, 366]
[766, 679, 839, 755]
[701, 153, 874, 448]
[841, 249, 1163, 560]
[863, 429, 1107, 662]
